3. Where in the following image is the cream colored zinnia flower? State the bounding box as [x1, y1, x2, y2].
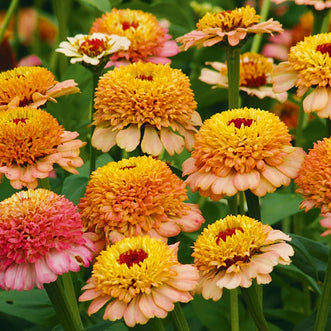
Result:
[193, 215, 294, 301]
[79, 236, 199, 327]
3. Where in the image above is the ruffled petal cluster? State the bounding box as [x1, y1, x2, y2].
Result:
[273, 33, 331, 118]
[0, 189, 95, 290]
[56, 33, 130, 66]
[272, 0, 331, 11]
[192, 215, 294, 301]
[79, 236, 199, 327]
[0, 66, 80, 110]
[177, 6, 283, 49]
[200, 53, 287, 102]
[90, 8, 179, 65]
[91, 62, 201, 156]
[0, 107, 85, 189]
[79, 156, 204, 244]
[183, 107, 306, 200]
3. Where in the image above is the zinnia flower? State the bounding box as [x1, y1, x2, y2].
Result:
[0, 107, 86, 189]
[176, 5, 283, 49]
[0, 66, 80, 110]
[182, 107, 306, 200]
[79, 156, 204, 244]
[79, 236, 198, 327]
[91, 62, 201, 156]
[295, 138, 331, 235]
[0, 189, 95, 291]
[90, 8, 179, 65]
[273, 33, 331, 118]
[56, 33, 131, 67]
[199, 52, 287, 102]
[192, 215, 294, 301]
[272, 0, 331, 11]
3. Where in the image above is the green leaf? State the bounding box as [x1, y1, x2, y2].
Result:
[261, 192, 303, 224]
[0, 289, 57, 328]
[78, 0, 111, 13]
[62, 175, 89, 205]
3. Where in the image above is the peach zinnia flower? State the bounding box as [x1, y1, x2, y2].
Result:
[273, 33, 331, 119]
[91, 62, 201, 156]
[193, 215, 294, 301]
[176, 6, 283, 50]
[295, 138, 331, 235]
[90, 8, 179, 65]
[0, 66, 80, 110]
[183, 107, 306, 200]
[79, 236, 198, 327]
[200, 52, 287, 102]
[0, 107, 86, 189]
[0, 189, 95, 291]
[272, 0, 331, 11]
[79, 156, 204, 244]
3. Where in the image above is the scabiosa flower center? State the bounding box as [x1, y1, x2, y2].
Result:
[228, 118, 253, 128]
[216, 227, 243, 244]
[118, 249, 148, 267]
[121, 21, 139, 30]
[78, 37, 108, 57]
[316, 42, 331, 56]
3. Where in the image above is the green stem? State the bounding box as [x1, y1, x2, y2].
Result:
[44, 275, 84, 331]
[230, 288, 240, 331]
[312, 9, 330, 35]
[38, 178, 51, 190]
[226, 46, 241, 109]
[0, 0, 20, 45]
[295, 99, 307, 148]
[147, 317, 166, 331]
[250, 0, 271, 53]
[170, 302, 190, 331]
[314, 247, 331, 331]
[228, 195, 238, 216]
[244, 190, 261, 221]
[89, 71, 101, 175]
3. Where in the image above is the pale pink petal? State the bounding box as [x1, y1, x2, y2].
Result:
[116, 125, 141, 152]
[172, 205, 204, 232]
[45, 250, 71, 274]
[182, 157, 198, 175]
[153, 285, 193, 303]
[141, 126, 163, 156]
[79, 288, 103, 301]
[124, 297, 149, 327]
[276, 147, 305, 178]
[46, 80, 80, 98]
[272, 62, 297, 93]
[151, 289, 175, 311]
[138, 294, 168, 319]
[199, 274, 224, 301]
[261, 165, 291, 187]
[157, 221, 181, 237]
[157, 40, 180, 57]
[34, 258, 58, 284]
[303, 87, 329, 113]
[160, 128, 185, 155]
[211, 172, 237, 196]
[251, 177, 277, 196]
[199, 68, 227, 87]
[171, 264, 199, 282]
[233, 171, 260, 191]
[104, 300, 127, 321]
[88, 295, 112, 315]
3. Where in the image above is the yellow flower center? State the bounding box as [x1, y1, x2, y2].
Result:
[77, 37, 108, 57]
[93, 62, 197, 130]
[196, 6, 260, 31]
[0, 66, 56, 106]
[193, 215, 270, 273]
[192, 107, 292, 174]
[92, 236, 178, 302]
[0, 107, 63, 167]
[79, 156, 189, 237]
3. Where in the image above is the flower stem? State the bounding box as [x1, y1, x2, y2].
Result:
[148, 317, 166, 331]
[314, 247, 331, 331]
[230, 288, 240, 331]
[38, 178, 51, 190]
[0, 0, 20, 45]
[295, 98, 307, 148]
[89, 71, 101, 175]
[250, 0, 271, 53]
[312, 9, 330, 35]
[244, 190, 261, 221]
[170, 302, 190, 331]
[44, 275, 84, 331]
[226, 46, 241, 109]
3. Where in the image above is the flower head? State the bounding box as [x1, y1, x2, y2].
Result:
[177, 6, 283, 49]
[0, 189, 95, 291]
[0, 107, 86, 189]
[273, 33, 331, 118]
[0, 66, 80, 110]
[183, 107, 305, 200]
[79, 156, 204, 244]
[91, 62, 201, 156]
[56, 33, 130, 67]
[192, 215, 293, 301]
[90, 8, 179, 65]
[79, 236, 198, 327]
[200, 53, 287, 102]
[272, 0, 331, 11]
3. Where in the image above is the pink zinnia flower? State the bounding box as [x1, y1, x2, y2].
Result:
[79, 236, 198, 327]
[193, 215, 294, 301]
[272, 0, 331, 11]
[79, 156, 204, 245]
[0, 189, 95, 291]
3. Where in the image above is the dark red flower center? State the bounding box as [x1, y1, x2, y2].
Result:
[12, 118, 28, 124]
[136, 75, 153, 81]
[228, 118, 253, 128]
[118, 249, 148, 268]
[78, 38, 108, 57]
[121, 21, 139, 30]
[216, 227, 243, 244]
[120, 165, 136, 170]
[316, 43, 331, 56]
